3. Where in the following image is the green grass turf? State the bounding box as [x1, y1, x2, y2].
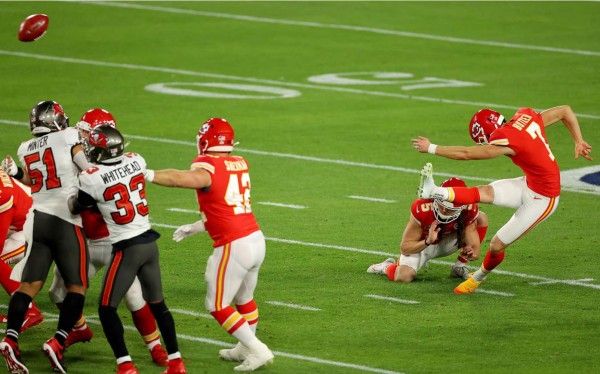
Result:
[0, 2, 599, 373]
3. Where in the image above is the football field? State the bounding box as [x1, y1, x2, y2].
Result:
[1, 2, 599, 373]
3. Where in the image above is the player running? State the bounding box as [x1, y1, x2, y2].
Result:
[412, 106, 592, 294]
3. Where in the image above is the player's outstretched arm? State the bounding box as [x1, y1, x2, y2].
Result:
[541, 105, 592, 160]
[2, 155, 32, 185]
[146, 168, 211, 189]
[411, 136, 512, 160]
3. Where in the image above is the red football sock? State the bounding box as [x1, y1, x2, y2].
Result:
[482, 250, 505, 272]
[0, 261, 19, 295]
[449, 187, 481, 204]
[385, 264, 398, 281]
[132, 304, 160, 345]
[236, 300, 258, 328]
[477, 226, 488, 243]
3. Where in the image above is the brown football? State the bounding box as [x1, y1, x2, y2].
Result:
[18, 14, 49, 42]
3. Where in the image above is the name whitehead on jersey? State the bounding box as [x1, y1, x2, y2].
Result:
[100, 161, 142, 184]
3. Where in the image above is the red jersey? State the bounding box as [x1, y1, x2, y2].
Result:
[489, 108, 560, 197]
[192, 154, 260, 247]
[411, 198, 479, 244]
[0, 169, 33, 246]
[80, 209, 110, 240]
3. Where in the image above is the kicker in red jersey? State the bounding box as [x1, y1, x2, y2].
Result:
[489, 108, 560, 197]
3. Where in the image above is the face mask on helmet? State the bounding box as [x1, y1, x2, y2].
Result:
[433, 199, 465, 224]
[76, 108, 116, 140]
[432, 177, 467, 223]
[29, 100, 69, 137]
[86, 125, 125, 164]
[469, 109, 505, 145]
[196, 118, 236, 155]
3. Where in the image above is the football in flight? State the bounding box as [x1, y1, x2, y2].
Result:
[18, 14, 49, 42]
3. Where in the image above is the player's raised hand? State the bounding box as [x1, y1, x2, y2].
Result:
[1, 155, 17, 176]
[575, 140, 592, 160]
[411, 136, 431, 153]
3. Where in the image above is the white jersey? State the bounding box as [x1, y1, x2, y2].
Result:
[78, 152, 150, 244]
[17, 128, 82, 226]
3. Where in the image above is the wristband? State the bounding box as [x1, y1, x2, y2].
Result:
[14, 167, 24, 180]
[145, 169, 155, 183]
[424, 238, 431, 246]
[427, 144, 438, 155]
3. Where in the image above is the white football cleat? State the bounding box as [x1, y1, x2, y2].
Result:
[367, 258, 396, 275]
[233, 341, 274, 372]
[219, 342, 249, 362]
[450, 265, 470, 280]
[417, 163, 436, 199]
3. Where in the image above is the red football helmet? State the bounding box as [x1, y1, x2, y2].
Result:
[433, 177, 467, 224]
[468, 109, 505, 144]
[196, 118, 235, 154]
[76, 108, 116, 133]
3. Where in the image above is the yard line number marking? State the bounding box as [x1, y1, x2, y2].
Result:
[265, 301, 321, 311]
[2, 50, 600, 121]
[364, 294, 420, 304]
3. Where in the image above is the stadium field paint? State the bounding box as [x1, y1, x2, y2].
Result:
[2, 120, 596, 196]
[257, 202, 308, 209]
[474, 289, 515, 297]
[1, 50, 600, 121]
[347, 195, 397, 203]
[265, 301, 321, 311]
[167, 208, 199, 214]
[149, 222, 600, 291]
[84, 1, 600, 58]
[364, 294, 420, 304]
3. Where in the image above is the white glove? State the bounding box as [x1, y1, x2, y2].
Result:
[2, 155, 19, 177]
[173, 220, 206, 242]
[1, 155, 18, 176]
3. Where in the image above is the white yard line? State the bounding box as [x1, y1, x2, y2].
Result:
[265, 301, 321, 311]
[150, 222, 600, 291]
[364, 294, 420, 304]
[348, 195, 397, 203]
[167, 208, 199, 214]
[1, 51, 600, 121]
[84, 1, 600, 57]
[257, 202, 307, 209]
[474, 289, 515, 297]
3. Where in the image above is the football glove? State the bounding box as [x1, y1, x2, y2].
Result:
[1, 155, 18, 176]
[173, 220, 206, 242]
